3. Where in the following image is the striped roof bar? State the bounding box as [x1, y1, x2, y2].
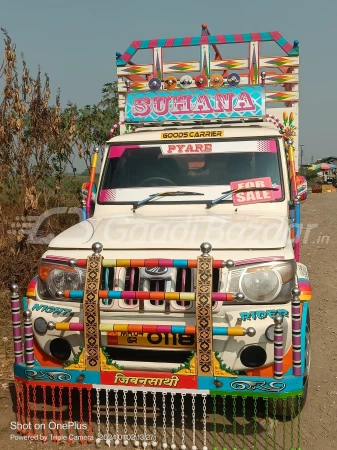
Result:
[117, 31, 299, 66]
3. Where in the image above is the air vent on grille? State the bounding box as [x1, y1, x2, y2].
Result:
[101, 267, 115, 305]
[174, 268, 220, 308]
[176, 268, 192, 307]
[101, 266, 223, 311]
[123, 267, 140, 306]
[103, 266, 115, 289]
[149, 280, 165, 305]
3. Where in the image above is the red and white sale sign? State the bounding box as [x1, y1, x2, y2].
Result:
[230, 177, 275, 206]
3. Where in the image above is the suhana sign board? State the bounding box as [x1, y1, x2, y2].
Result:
[125, 86, 265, 123]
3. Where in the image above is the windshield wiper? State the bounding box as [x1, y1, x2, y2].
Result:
[132, 191, 204, 211]
[206, 186, 279, 209]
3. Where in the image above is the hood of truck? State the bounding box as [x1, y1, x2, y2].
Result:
[48, 210, 290, 251]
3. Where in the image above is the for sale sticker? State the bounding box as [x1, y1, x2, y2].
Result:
[230, 177, 275, 206]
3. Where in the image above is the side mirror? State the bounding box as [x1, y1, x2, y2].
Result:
[296, 175, 307, 201]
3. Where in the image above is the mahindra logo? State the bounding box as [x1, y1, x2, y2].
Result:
[145, 267, 168, 275]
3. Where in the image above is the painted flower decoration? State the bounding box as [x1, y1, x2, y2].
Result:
[282, 126, 296, 140]
[281, 110, 296, 142]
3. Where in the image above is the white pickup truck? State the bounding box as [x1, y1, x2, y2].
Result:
[24, 25, 310, 416]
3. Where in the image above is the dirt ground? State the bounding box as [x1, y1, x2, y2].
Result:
[0, 192, 336, 449]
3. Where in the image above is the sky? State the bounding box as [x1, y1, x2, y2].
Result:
[1, 0, 336, 168]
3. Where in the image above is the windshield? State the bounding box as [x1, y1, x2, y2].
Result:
[99, 138, 283, 203]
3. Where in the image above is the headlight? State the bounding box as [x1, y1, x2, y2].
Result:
[46, 268, 85, 298]
[228, 260, 295, 303]
[240, 269, 282, 302]
[38, 261, 86, 300]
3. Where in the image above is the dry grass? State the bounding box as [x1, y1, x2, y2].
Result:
[0, 175, 85, 382]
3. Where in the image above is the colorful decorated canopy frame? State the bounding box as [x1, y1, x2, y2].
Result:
[116, 31, 299, 67]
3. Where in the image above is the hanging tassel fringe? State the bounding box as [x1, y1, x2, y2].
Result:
[13, 384, 302, 449]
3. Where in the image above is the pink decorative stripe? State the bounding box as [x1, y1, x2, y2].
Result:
[233, 33, 244, 43]
[70, 323, 84, 332]
[269, 31, 282, 40]
[132, 40, 142, 49]
[234, 256, 284, 266]
[164, 38, 175, 47]
[46, 255, 70, 261]
[157, 325, 172, 333]
[109, 145, 141, 158]
[99, 189, 116, 203]
[292, 335, 301, 345]
[251, 32, 262, 41]
[182, 36, 193, 46]
[200, 35, 209, 45]
[123, 291, 136, 299]
[282, 42, 293, 53]
[121, 52, 133, 63]
[158, 259, 174, 267]
[212, 292, 229, 301]
[149, 39, 159, 48]
[257, 140, 277, 153]
[14, 342, 23, 353]
[216, 34, 227, 44]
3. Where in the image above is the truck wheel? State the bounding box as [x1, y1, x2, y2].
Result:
[268, 310, 310, 418]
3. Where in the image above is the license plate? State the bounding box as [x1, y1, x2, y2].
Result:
[107, 332, 196, 349]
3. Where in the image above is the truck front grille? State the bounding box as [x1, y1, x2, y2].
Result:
[100, 266, 222, 312]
